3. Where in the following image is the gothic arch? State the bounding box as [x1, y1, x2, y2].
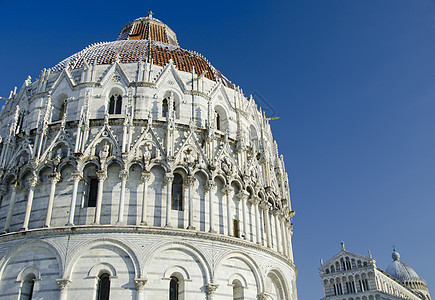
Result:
[160, 89, 182, 119]
[172, 165, 189, 178]
[105, 85, 126, 107]
[230, 178, 243, 191]
[58, 160, 78, 174]
[50, 140, 73, 159]
[51, 93, 68, 122]
[212, 173, 227, 185]
[79, 159, 101, 174]
[147, 161, 170, 173]
[36, 164, 54, 177]
[193, 169, 210, 181]
[104, 157, 124, 171]
[2, 172, 17, 186]
[18, 167, 35, 182]
[214, 104, 228, 132]
[126, 160, 145, 171]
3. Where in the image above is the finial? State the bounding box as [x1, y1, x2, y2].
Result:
[148, 9, 153, 18]
[341, 241, 345, 251]
[392, 246, 400, 261]
[368, 249, 372, 258]
[320, 258, 324, 266]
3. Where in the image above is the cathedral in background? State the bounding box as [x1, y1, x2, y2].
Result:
[319, 243, 431, 300]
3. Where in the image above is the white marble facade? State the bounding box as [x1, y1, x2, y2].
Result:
[319, 243, 431, 300]
[0, 13, 297, 300]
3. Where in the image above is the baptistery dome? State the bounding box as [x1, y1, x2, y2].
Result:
[0, 12, 297, 300]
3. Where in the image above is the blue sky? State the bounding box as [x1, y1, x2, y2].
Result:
[1, 1, 434, 299]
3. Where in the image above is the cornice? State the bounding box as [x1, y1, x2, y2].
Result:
[0, 225, 296, 270]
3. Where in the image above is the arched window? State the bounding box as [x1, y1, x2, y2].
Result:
[249, 125, 259, 150]
[87, 177, 99, 207]
[214, 106, 228, 132]
[169, 276, 179, 300]
[16, 111, 25, 134]
[346, 258, 352, 270]
[162, 98, 169, 117]
[232, 279, 244, 300]
[171, 174, 183, 211]
[96, 273, 111, 300]
[58, 102, 66, 121]
[109, 94, 122, 114]
[215, 110, 221, 130]
[52, 94, 68, 122]
[20, 273, 36, 300]
[233, 219, 240, 237]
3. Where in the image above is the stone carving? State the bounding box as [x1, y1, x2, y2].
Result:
[99, 143, 110, 165]
[56, 279, 71, 291]
[184, 147, 195, 164]
[143, 144, 151, 163]
[258, 292, 272, 300]
[134, 278, 147, 290]
[221, 156, 232, 174]
[0, 13, 297, 300]
[205, 282, 219, 295]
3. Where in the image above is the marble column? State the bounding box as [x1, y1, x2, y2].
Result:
[21, 176, 38, 231]
[260, 201, 272, 248]
[249, 196, 261, 244]
[140, 171, 150, 225]
[273, 209, 282, 253]
[3, 182, 19, 232]
[205, 282, 219, 300]
[67, 172, 82, 226]
[117, 170, 129, 224]
[205, 180, 216, 233]
[164, 173, 174, 228]
[56, 279, 71, 300]
[187, 175, 195, 229]
[222, 186, 233, 236]
[44, 172, 60, 227]
[286, 221, 294, 261]
[94, 170, 107, 224]
[237, 190, 249, 240]
[134, 278, 148, 300]
[279, 214, 288, 257]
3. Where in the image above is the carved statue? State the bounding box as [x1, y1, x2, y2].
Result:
[143, 144, 151, 163]
[185, 148, 195, 164]
[55, 148, 62, 160]
[221, 156, 232, 174]
[99, 143, 110, 166]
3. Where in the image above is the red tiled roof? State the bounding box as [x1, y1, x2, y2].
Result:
[50, 15, 234, 88]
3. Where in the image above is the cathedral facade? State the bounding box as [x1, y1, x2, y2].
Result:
[0, 12, 297, 300]
[319, 243, 431, 300]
